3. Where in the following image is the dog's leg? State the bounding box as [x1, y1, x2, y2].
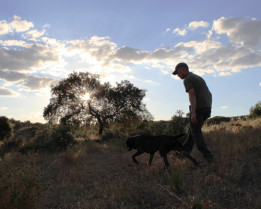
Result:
[159, 148, 170, 168]
[148, 154, 154, 166]
[160, 153, 169, 168]
[161, 154, 170, 168]
[181, 151, 200, 167]
[132, 149, 144, 164]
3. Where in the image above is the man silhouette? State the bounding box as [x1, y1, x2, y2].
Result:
[172, 62, 214, 161]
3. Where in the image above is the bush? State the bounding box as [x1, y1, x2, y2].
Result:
[0, 140, 22, 158]
[0, 116, 13, 141]
[20, 125, 76, 153]
[249, 101, 261, 119]
[167, 114, 187, 135]
[101, 129, 127, 147]
[206, 116, 231, 126]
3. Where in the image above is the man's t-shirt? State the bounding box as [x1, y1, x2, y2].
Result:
[183, 72, 212, 109]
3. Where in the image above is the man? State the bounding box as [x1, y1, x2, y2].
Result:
[172, 62, 214, 161]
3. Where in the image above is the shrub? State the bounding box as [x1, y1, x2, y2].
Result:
[167, 114, 187, 135]
[20, 125, 76, 153]
[0, 116, 13, 141]
[206, 116, 231, 126]
[101, 129, 127, 147]
[249, 101, 261, 119]
[48, 125, 76, 151]
[0, 140, 22, 158]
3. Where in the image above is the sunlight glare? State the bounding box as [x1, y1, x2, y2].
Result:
[80, 92, 90, 101]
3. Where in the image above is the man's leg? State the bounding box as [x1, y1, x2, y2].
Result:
[190, 109, 213, 160]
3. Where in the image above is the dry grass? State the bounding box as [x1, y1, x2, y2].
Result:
[1, 119, 261, 209]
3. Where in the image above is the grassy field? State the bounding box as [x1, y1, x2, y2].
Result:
[0, 118, 261, 209]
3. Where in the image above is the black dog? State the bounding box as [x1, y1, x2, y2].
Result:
[126, 134, 199, 168]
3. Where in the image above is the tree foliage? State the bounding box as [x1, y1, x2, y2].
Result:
[168, 110, 187, 135]
[0, 116, 13, 141]
[249, 101, 261, 119]
[43, 72, 152, 135]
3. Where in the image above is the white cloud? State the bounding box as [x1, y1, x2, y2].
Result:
[143, 97, 150, 104]
[259, 82, 261, 87]
[43, 24, 50, 28]
[219, 72, 232, 76]
[67, 36, 117, 65]
[0, 71, 25, 82]
[0, 20, 11, 35]
[25, 29, 46, 39]
[188, 21, 209, 30]
[213, 17, 261, 47]
[145, 80, 160, 85]
[160, 69, 170, 75]
[10, 15, 34, 32]
[173, 28, 187, 36]
[114, 46, 148, 62]
[20, 111, 44, 123]
[177, 39, 261, 75]
[0, 107, 8, 110]
[106, 63, 132, 74]
[0, 40, 28, 47]
[114, 46, 190, 64]
[0, 15, 34, 36]
[166, 28, 171, 32]
[22, 75, 57, 90]
[221, 105, 228, 109]
[0, 87, 19, 97]
[62, 17, 261, 78]
[0, 44, 59, 73]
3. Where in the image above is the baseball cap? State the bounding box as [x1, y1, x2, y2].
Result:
[172, 62, 188, 75]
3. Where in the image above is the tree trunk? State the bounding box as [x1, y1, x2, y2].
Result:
[98, 123, 104, 135]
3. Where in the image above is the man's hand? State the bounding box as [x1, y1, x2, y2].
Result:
[191, 112, 198, 124]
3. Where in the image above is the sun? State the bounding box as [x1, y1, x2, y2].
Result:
[80, 92, 90, 101]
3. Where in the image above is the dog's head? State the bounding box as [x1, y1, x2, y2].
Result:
[126, 136, 136, 151]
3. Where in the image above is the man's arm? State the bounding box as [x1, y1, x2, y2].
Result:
[188, 88, 197, 124]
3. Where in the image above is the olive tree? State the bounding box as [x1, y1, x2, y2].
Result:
[43, 72, 152, 135]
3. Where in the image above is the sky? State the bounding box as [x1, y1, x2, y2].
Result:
[0, 0, 261, 123]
